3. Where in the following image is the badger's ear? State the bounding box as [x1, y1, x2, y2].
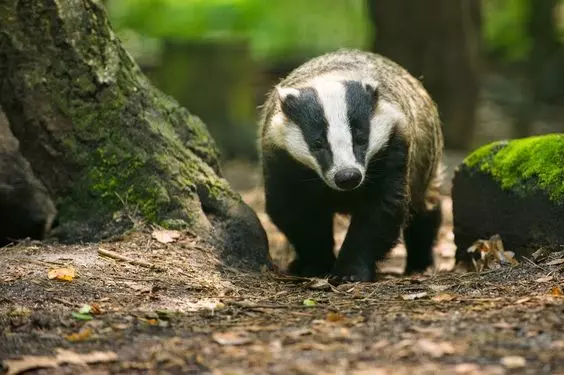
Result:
[362, 79, 379, 107]
[275, 86, 300, 103]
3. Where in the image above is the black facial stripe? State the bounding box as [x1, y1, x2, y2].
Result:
[344, 80, 377, 165]
[280, 87, 333, 172]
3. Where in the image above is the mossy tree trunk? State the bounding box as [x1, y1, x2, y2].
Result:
[368, 0, 482, 151]
[0, 0, 269, 268]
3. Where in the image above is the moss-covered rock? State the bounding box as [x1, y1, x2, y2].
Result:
[464, 134, 564, 202]
[453, 134, 564, 268]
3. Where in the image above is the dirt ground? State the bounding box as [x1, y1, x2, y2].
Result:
[1, 162, 563, 375]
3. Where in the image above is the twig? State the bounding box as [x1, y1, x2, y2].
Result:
[52, 297, 80, 307]
[17, 258, 66, 267]
[521, 256, 549, 272]
[98, 248, 165, 271]
[229, 301, 292, 310]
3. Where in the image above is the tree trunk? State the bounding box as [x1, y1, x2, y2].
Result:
[368, 0, 482, 151]
[513, 0, 561, 138]
[0, 0, 269, 269]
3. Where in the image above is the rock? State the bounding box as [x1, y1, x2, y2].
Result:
[0, 109, 57, 246]
[452, 134, 564, 268]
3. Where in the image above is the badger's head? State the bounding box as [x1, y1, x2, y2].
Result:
[266, 78, 405, 191]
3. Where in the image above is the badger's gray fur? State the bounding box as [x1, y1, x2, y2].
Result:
[259, 49, 444, 281]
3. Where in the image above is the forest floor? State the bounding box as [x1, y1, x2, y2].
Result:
[1, 162, 563, 375]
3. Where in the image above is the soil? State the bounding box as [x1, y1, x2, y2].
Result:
[1, 162, 563, 375]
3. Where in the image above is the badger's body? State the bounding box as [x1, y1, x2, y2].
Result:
[259, 49, 444, 281]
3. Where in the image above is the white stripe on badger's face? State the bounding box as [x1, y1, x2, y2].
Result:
[313, 80, 364, 190]
[365, 100, 405, 163]
[266, 111, 324, 176]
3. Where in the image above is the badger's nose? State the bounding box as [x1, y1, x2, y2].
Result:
[334, 168, 362, 190]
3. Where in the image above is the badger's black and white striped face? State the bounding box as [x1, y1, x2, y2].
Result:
[268, 79, 403, 191]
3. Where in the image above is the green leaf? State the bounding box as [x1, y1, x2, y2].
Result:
[72, 312, 93, 321]
[303, 298, 316, 307]
[78, 304, 92, 314]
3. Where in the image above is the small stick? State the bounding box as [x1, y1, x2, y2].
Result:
[52, 297, 80, 307]
[98, 248, 165, 271]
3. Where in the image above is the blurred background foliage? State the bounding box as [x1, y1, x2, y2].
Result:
[105, 0, 564, 162]
[107, 0, 372, 62]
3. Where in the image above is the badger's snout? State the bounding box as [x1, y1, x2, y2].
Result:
[333, 167, 363, 191]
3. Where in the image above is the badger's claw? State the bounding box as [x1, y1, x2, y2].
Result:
[329, 260, 375, 283]
[286, 258, 334, 278]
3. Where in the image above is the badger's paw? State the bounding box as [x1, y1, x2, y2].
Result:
[286, 258, 334, 278]
[329, 260, 375, 283]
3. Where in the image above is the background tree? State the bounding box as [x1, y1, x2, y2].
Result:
[368, 0, 482, 151]
[0, 0, 269, 269]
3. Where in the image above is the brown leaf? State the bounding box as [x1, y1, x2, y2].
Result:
[546, 258, 564, 266]
[432, 293, 456, 302]
[65, 327, 93, 342]
[47, 267, 75, 282]
[531, 247, 551, 263]
[151, 229, 181, 244]
[3, 356, 58, 375]
[535, 276, 554, 283]
[428, 284, 454, 292]
[493, 321, 515, 329]
[500, 355, 526, 368]
[550, 286, 563, 297]
[401, 292, 428, 301]
[212, 331, 252, 346]
[3, 349, 117, 375]
[306, 278, 332, 291]
[326, 312, 345, 322]
[89, 303, 102, 315]
[416, 339, 455, 358]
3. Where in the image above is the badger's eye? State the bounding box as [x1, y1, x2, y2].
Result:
[356, 134, 369, 146]
[311, 139, 324, 151]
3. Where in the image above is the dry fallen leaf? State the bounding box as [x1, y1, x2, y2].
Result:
[545, 258, 564, 266]
[432, 293, 456, 302]
[3, 349, 117, 375]
[401, 292, 428, 301]
[428, 284, 454, 292]
[151, 229, 181, 244]
[500, 355, 526, 368]
[531, 247, 551, 263]
[535, 276, 554, 283]
[326, 312, 345, 322]
[212, 331, 252, 346]
[306, 278, 332, 291]
[466, 234, 518, 271]
[550, 286, 563, 297]
[65, 327, 93, 342]
[47, 267, 75, 282]
[416, 339, 455, 358]
[493, 321, 515, 329]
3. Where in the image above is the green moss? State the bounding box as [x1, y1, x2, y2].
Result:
[464, 134, 564, 201]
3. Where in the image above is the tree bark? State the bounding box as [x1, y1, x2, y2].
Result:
[368, 0, 482, 151]
[0, 0, 269, 269]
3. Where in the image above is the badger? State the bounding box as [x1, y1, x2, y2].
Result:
[258, 49, 444, 281]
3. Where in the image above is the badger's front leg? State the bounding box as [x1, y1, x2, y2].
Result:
[331, 172, 408, 282]
[331, 202, 405, 282]
[265, 183, 336, 278]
